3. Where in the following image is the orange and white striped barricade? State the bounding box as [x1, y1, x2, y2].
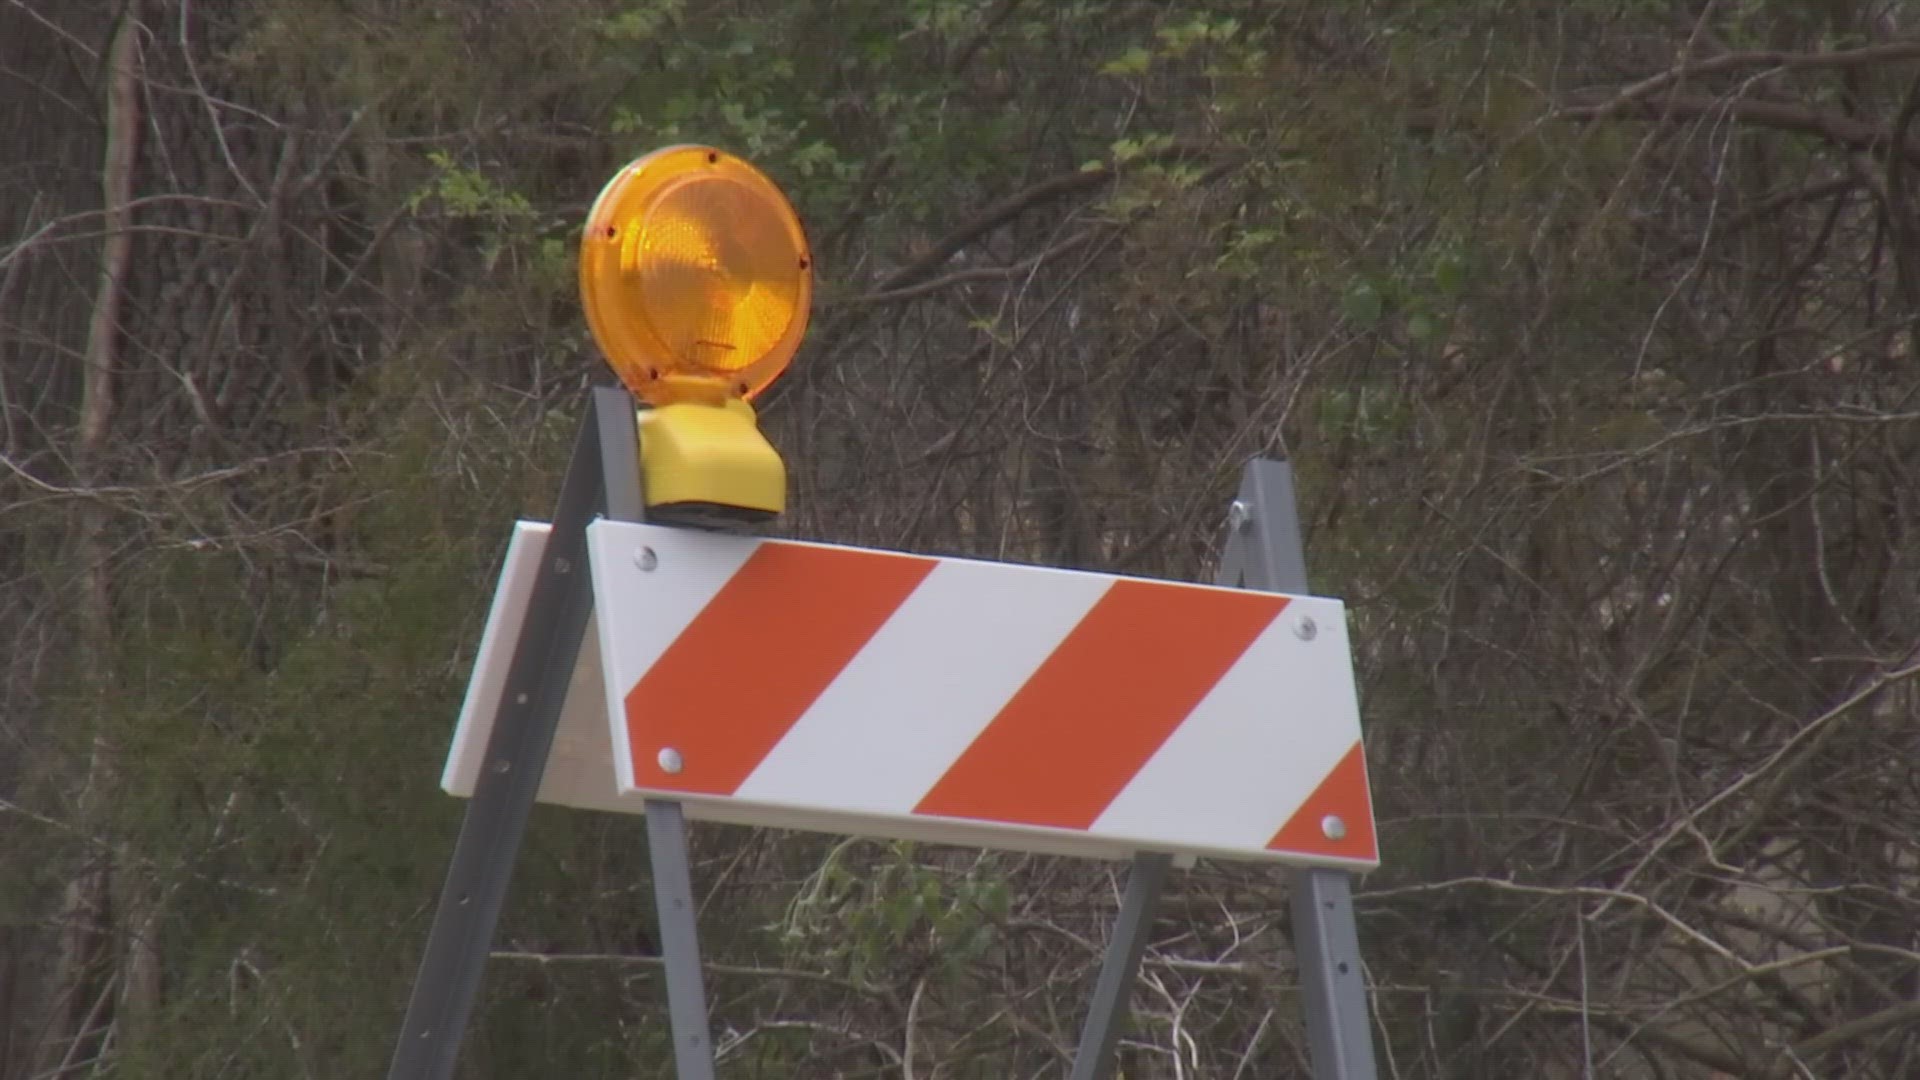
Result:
[554, 518, 1375, 868]
[414, 389, 1382, 1080]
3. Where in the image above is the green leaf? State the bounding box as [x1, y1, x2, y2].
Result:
[885, 892, 916, 933]
[983, 879, 1010, 919]
[1341, 280, 1384, 325]
[1101, 46, 1152, 76]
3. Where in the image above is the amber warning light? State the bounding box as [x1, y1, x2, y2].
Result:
[580, 146, 814, 526]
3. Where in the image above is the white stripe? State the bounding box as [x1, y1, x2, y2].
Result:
[736, 558, 1112, 812]
[444, 521, 551, 796]
[586, 521, 763, 792]
[1091, 598, 1361, 852]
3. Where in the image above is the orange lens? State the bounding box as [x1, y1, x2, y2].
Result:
[581, 147, 813, 403]
[629, 174, 806, 375]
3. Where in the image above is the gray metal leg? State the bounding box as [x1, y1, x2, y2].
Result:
[594, 386, 645, 523]
[1224, 459, 1380, 1080]
[387, 393, 617, 1080]
[644, 800, 718, 1079]
[1068, 852, 1172, 1080]
[1290, 868, 1378, 1080]
[596, 392, 721, 1077]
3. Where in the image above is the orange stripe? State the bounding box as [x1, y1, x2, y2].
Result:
[625, 543, 936, 795]
[1268, 742, 1376, 862]
[915, 581, 1287, 830]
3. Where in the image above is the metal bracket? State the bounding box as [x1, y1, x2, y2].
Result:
[388, 386, 717, 1080]
[1065, 458, 1378, 1080]
[1215, 459, 1311, 595]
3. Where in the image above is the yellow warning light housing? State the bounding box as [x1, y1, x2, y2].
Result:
[635, 399, 786, 529]
[579, 145, 814, 526]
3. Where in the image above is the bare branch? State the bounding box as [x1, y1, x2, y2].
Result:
[859, 228, 1100, 305]
[1559, 92, 1907, 155]
[486, 950, 883, 998]
[1569, 41, 1920, 122]
[870, 165, 1127, 294]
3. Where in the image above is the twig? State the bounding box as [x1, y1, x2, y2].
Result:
[0, 446, 336, 502]
[1361, 877, 1736, 961]
[486, 949, 881, 998]
[902, 977, 926, 1080]
[1229, 1008, 1271, 1080]
[859, 229, 1100, 305]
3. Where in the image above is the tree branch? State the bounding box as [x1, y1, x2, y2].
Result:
[870, 165, 1125, 294]
[1558, 92, 1907, 155]
[1793, 1000, 1920, 1059]
[487, 950, 883, 998]
[859, 228, 1099, 305]
[1568, 41, 1920, 123]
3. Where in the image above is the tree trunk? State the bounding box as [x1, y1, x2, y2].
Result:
[33, 3, 144, 1075]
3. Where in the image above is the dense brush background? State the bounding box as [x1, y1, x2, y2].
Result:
[4, 1, 1919, 1076]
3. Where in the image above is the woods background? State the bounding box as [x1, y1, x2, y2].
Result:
[4, 0, 1920, 1076]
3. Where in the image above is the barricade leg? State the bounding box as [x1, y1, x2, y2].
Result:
[1067, 852, 1171, 1080]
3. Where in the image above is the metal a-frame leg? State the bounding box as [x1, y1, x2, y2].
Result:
[1066, 459, 1378, 1080]
[644, 798, 717, 1079]
[601, 395, 719, 1080]
[1068, 852, 1171, 1080]
[388, 386, 717, 1080]
[1288, 866, 1376, 1079]
[1225, 460, 1379, 1080]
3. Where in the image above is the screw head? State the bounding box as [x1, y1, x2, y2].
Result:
[1227, 500, 1252, 533]
[1321, 814, 1347, 841]
[1293, 614, 1318, 641]
[657, 747, 683, 774]
[634, 546, 658, 571]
